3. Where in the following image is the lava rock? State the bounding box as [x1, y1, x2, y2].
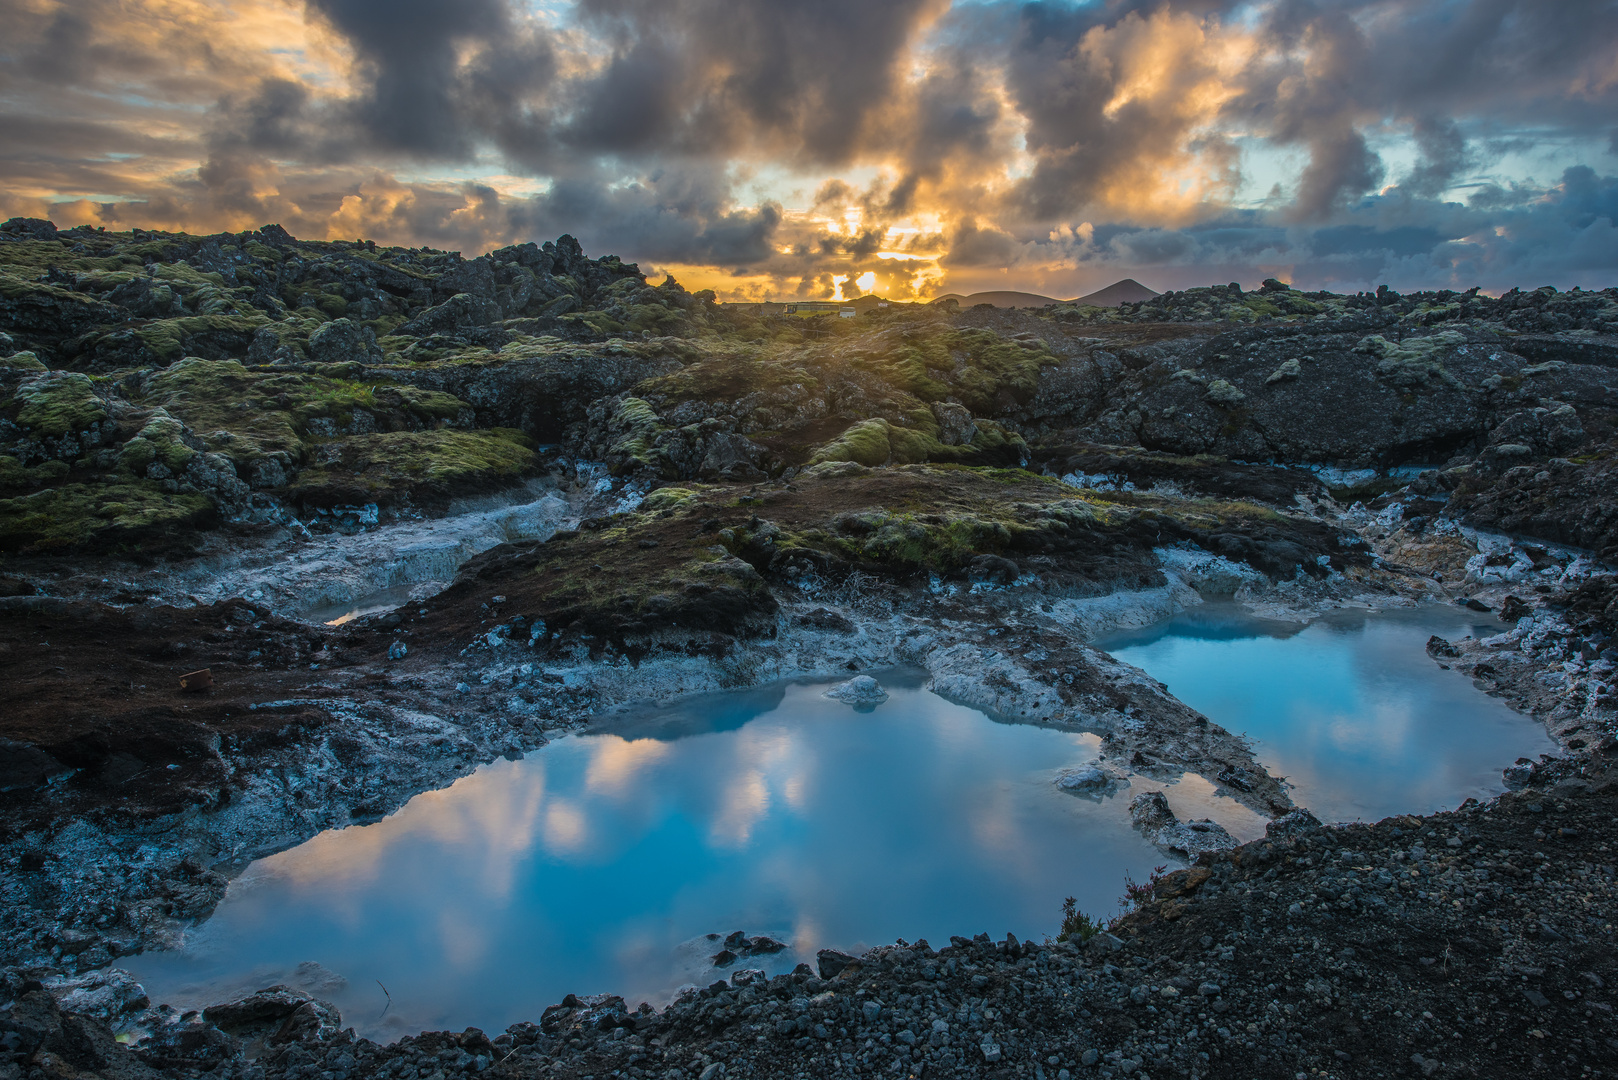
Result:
[1054, 762, 1129, 799]
[824, 675, 888, 707]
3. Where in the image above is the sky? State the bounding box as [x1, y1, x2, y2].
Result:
[1, 0, 1616, 301]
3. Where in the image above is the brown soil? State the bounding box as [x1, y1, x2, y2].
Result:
[0, 598, 383, 832]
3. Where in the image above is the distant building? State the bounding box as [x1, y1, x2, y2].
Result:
[839, 308, 856, 318]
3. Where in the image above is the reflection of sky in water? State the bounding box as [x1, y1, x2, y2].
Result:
[1104, 604, 1557, 824]
[131, 676, 1254, 1042]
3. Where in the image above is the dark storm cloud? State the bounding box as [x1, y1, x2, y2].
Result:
[561, 0, 946, 164]
[1404, 120, 1472, 200]
[421, 163, 791, 267]
[302, 0, 557, 160]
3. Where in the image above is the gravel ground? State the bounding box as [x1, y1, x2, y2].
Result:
[6, 759, 1614, 1080]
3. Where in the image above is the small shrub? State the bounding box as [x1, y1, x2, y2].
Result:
[1118, 864, 1169, 916]
[1057, 897, 1103, 942]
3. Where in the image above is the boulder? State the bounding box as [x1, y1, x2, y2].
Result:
[399, 292, 502, 337]
[1054, 762, 1128, 799]
[817, 949, 858, 979]
[44, 968, 149, 1021]
[1203, 379, 1247, 406]
[1265, 807, 1324, 838]
[308, 318, 383, 365]
[202, 985, 342, 1045]
[967, 553, 1020, 585]
[1, 216, 58, 240]
[931, 401, 978, 445]
[1129, 790, 1238, 859]
[824, 675, 888, 707]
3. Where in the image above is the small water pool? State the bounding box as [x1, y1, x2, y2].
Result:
[128, 674, 1239, 1040]
[125, 604, 1557, 1041]
[303, 584, 432, 626]
[1101, 602, 1557, 823]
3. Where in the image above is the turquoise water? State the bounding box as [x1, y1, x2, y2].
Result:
[128, 674, 1224, 1040]
[127, 604, 1555, 1040]
[1102, 603, 1556, 823]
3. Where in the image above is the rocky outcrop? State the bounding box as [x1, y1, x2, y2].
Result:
[1129, 789, 1238, 860]
[1013, 325, 1618, 468]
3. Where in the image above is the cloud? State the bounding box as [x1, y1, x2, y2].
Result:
[0, 0, 1614, 298]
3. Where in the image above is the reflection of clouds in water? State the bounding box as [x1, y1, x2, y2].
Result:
[711, 769, 771, 847]
[542, 799, 589, 856]
[966, 781, 1044, 881]
[131, 680, 1217, 1041]
[791, 914, 823, 958]
[266, 761, 548, 909]
[585, 736, 670, 798]
[706, 722, 812, 847]
[1113, 605, 1555, 823]
[610, 926, 666, 974]
[439, 908, 492, 973]
[1353, 698, 1418, 758]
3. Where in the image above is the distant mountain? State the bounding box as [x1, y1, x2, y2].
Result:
[931, 290, 1063, 308]
[930, 279, 1159, 309]
[1070, 278, 1160, 306]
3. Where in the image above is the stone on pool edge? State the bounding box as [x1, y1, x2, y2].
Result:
[824, 675, 888, 707]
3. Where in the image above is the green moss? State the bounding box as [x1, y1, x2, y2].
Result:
[812, 418, 894, 467]
[284, 428, 538, 507]
[0, 271, 113, 317]
[140, 358, 303, 464]
[0, 242, 69, 271]
[810, 417, 1026, 468]
[641, 486, 705, 513]
[0, 456, 26, 488]
[151, 263, 229, 290]
[0, 480, 213, 552]
[1, 351, 46, 373]
[134, 313, 270, 363]
[607, 396, 668, 474]
[0, 456, 76, 489]
[14, 371, 108, 437]
[117, 412, 197, 473]
[1354, 330, 1465, 389]
[783, 507, 1024, 571]
[637, 352, 809, 404]
[361, 384, 468, 421]
[242, 240, 284, 263]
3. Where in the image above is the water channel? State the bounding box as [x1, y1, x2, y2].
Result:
[126, 604, 1556, 1041]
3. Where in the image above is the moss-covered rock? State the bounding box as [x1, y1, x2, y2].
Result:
[139, 358, 304, 466]
[603, 396, 670, 476]
[128, 314, 271, 364]
[1352, 330, 1466, 389]
[640, 486, 706, 513]
[13, 371, 107, 437]
[284, 428, 538, 508]
[809, 416, 1026, 468]
[0, 479, 213, 552]
[116, 411, 197, 475]
[0, 271, 122, 335]
[136, 358, 476, 477]
[1, 351, 46, 373]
